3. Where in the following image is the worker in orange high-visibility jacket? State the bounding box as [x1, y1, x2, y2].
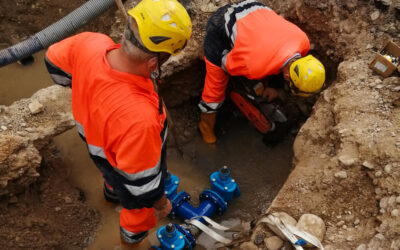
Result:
[44, 0, 192, 248]
[198, 0, 326, 143]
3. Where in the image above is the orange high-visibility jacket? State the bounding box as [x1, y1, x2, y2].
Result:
[200, 0, 310, 110]
[222, 1, 310, 79]
[45, 32, 167, 241]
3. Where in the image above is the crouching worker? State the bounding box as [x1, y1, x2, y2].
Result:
[198, 0, 325, 144]
[44, 0, 191, 248]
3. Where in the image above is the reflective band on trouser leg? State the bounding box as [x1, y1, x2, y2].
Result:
[200, 57, 229, 113]
[120, 207, 157, 244]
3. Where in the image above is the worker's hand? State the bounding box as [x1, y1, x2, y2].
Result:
[154, 197, 172, 220]
[262, 87, 278, 102]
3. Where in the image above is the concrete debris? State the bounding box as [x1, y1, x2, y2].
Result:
[370, 10, 380, 21]
[362, 161, 374, 170]
[384, 164, 392, 173]
[338, 154, 358, 167]
[334, 171, 348, 179]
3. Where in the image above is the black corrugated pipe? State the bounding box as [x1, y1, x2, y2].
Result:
[0, 0, 118, 67]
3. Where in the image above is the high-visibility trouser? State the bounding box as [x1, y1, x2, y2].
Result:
[89, 148, 160, 244]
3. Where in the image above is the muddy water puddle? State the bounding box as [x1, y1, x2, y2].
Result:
[0, 55, 294, 249]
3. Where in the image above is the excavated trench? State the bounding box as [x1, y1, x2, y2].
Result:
[1, 0, 400, 249]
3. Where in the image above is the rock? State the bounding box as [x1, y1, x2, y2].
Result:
[338, 155, 358, 166]
[370, 10, 380, 20]
[1, 125, 7, 131]
[64, 196, 72, 204]
[337, 220, 345, 227]
[334, 171, 348, 179]
[362, 161, 374, 169]
[240, 242, 258, 250]
[54, 207, 61, 212]
[374, 233, 385, 241]
[28, 100, 44, 115]
[296, 214, 326, 244]
[396, 196, 400, 204]
[264, 236, 283, 250]
[388, 196, 397, 207]
[384, 164, 392, 174]
[391, 209, 399, 217]
[354, 218, 360, 225]
[375, 170, 382, 177]
[380, 197, 389, 210]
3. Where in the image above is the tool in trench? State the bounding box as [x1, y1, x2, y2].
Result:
[229, 77, 287, 135]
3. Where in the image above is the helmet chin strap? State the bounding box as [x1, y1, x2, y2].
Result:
[151, 53, 164, 115]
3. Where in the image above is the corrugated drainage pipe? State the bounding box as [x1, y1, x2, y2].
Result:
[0, 0, 117, 67]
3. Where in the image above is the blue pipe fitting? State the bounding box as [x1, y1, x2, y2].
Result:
[158, 167, 240, 249]
[155, 223, 195, 250]
[170, 191, 191, 220]
[199, 190, 227, 216]
[210, 166, 241, 203]
[164, 171, 180, 200]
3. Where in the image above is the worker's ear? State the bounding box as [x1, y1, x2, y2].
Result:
[147, 56, 158, 73]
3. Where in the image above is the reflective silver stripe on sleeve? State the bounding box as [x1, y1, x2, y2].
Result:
[234, 0, 258, 8]
[224, 7, 235, 42]
[75, 120, 85, 137]
[124, 171, 162, 196]
[221, 52, 229, 73]
[198, 101, 221, 113]
[49, 74, 72, 86]
[88, 144, 107, 159]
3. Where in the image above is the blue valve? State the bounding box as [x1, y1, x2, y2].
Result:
[155, 223, 195, 250]
[210, 166, 241, 203]
[164, 171, 180, 200]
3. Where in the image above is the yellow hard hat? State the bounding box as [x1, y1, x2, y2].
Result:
[128, 0, 192, 55]
[289, 55, 326, 97]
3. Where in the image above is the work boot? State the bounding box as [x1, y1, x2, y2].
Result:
[198, 112, 217, 144]
[120, 235, 149, 250]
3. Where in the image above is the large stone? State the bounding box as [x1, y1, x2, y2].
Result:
[264, 236, 283, 250]
[338, 154, 358, 166]
[0, 86, 74, 197]
[296, 214, 326, 245]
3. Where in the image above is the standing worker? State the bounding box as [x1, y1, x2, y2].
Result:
[44, 0, 191, 248]
[198, 0, 325, 143]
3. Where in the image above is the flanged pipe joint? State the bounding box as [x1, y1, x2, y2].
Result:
[155, 166, 240, 249]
